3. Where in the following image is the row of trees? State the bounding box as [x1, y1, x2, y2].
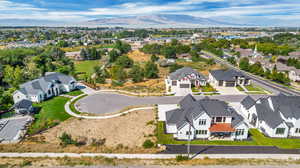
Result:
[239, 57, 290, 85]
[80, 47, 103, 60]
[0, 46, 75, 111]
[140, 39, 191, 59]
[286, 58, 300, 69]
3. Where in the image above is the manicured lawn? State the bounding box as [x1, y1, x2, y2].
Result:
[75, 60, 102, 74]
[156, 122, 300, 149]
[236, 86, 244, 91]
[28, 96, 71, 135]
[245, 85, 262, 91]
[201, 84, 217, 92]
[65, 89, 84, 96]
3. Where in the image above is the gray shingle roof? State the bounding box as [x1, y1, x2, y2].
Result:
[13, 99, 32, 109]
[269, 95, 300, 119]
[255, 99, 285, 129]
[169, 67, 206, 81]
[166, 94, 243, 130]
[209, 69, 249, 81]
[19, 72, 75, 95]
[241, 96, 256, 110]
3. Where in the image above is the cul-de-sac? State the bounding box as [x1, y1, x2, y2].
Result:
[1, 14, 300, 167]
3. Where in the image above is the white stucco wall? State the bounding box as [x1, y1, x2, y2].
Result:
[234, 122, 249, 140]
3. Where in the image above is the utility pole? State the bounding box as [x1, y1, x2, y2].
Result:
[187, 123, 191, 158]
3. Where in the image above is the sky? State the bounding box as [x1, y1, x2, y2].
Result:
[0, 0, 300, 25]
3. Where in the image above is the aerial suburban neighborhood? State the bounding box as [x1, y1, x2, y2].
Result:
[0, 0, 300, 167]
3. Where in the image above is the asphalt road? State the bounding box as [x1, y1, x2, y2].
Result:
[203, 51, 300, 96]
[163, 144, 300, 154]
[76, 92, 264, 114]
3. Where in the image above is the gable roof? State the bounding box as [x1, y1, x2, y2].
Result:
[241, 96, 256, 110]
[209, 69, 249, 81]
[19, 72, 75, 95]
[169, 67, 206, 81]
[166, 94, 243, 130]
[255, 99, 285, 129]
[269, 95, 300, 119]
[14, 99, 32, 109]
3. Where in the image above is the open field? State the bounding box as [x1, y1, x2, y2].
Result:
[156, 122, 300, 149]
[1, 157, 300, 168]
[28, 97, 71, 135]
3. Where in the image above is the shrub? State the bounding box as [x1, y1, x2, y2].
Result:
[142, 139, 154, 148]
[175, 155, 189, 162]
[91, 138, 106, 146]
[59, 132, 77, 147]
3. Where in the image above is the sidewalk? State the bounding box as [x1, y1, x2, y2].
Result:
[0, 153, 300, 160]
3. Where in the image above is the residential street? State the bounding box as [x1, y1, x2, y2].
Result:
[76, 92, 264, 114]
[204, 51, 300, 96]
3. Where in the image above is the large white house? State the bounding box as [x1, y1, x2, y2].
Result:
[165, 67, 207, 96]
[240, 95, 300, 138]
[209, 69, 251, 87]
[13, 72, 77, 103]
[165, 95, 249, 141]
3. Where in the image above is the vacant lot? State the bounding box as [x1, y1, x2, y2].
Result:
[37, 109, 156, 148]
[75, 60, 102, 74]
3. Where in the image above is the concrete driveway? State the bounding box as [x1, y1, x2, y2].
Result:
[76, 92, 264, 114]
[215, 86, 245, 95]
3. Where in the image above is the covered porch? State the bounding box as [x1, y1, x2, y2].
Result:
[209, 123, 235, 141]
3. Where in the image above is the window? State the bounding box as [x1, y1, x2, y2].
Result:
[199, 119, 206, 125]
[186, 131, 192, 135]
[275, 128, 285, 135]
[196, 130, 207, 135]
[222, 117, 226, 122]
[295, 128, 300, 134]
[172, 81, 177, 86]
[236, 129, 244, 136]
[216, 117, 223, 122]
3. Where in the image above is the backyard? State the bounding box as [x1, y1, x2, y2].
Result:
[156, 122, 300, 149]
[28, 96, 71, 135]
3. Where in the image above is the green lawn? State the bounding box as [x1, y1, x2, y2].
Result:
[75, 60, 102, 80]
[156, 122, 300, 149]
[65, 89, 84, 96]
[28, 96, 71, 135]
[75, 60, 102, 74]
[236, 86, 244, 91]
[245, 85, 262, 91]
[201, 84, 217, 92]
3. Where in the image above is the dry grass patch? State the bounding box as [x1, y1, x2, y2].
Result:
[127, 50, 151, 62]
[34, 109, 156, 148]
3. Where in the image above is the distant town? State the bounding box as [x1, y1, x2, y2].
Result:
[1, 26, 300, 167]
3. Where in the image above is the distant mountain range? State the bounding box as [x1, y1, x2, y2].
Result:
[0, 14, 298, 27]
[85, 14, 246, 27]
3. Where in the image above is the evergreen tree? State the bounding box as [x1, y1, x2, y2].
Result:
[144, 61, 159, 79]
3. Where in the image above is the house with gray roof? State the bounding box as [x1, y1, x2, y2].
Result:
[165, 94, 249, 140]
[240, 94, 300, 138]
[165, 67, 207, 96]
[13, 72, 77, 103]
[209, 69, 251, 87]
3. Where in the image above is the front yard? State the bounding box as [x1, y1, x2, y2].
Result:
[28, 96, 71, 135]
[156, 122, 300, 149]
[237, 84, 269, 95]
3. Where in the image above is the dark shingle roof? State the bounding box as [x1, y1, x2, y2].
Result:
[255, 99, 284, 129]
[241, 96, 256, 109]
[14, 99, 32, 109]
[169, 67, 206, 81]
[166, 94, 243, 130]
[209, 69, 249, 81]
[19, 72, 75, 95]
[269, 96, 300, 119]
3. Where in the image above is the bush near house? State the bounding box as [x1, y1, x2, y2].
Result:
[143, 139, 155, 148]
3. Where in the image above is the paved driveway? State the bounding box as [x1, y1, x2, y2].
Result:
[76, 92, 264, 114]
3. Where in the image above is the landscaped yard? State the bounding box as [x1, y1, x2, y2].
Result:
[75, 60, 102, 74]
[156, 122, 300, 149]
[69, 94, 88, 114]
[28, 96, 71, 135]
[65, 89, 84, 96]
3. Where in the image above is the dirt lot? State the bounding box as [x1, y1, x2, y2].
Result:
[35, 109, 156, 148]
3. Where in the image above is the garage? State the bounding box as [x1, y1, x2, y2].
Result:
[225, 81, 235, 87]
[218, 80, 224, 86]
